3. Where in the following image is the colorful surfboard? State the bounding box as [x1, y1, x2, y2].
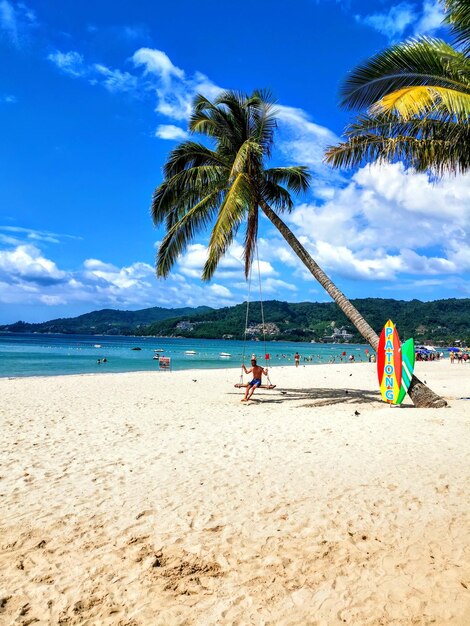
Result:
[377, 320, 402, 404]
[396, 338, 415, 405]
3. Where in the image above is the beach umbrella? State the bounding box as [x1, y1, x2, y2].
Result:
[447, 347, 459, 352]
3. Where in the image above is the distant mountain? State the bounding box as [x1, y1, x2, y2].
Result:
[0, 305, 213, 335]
[135, 297, 470, 344]
[1, 298, 469, 343]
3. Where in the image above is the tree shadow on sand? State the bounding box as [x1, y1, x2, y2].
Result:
[232, 386, 385, 407]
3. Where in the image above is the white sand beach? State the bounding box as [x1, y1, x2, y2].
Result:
[1, 361, 469, 625]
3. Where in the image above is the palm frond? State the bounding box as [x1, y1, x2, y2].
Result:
[261, 180, 294, 212]
[373, 85, 470, 119]
[203, 173, 253, 280]
[156, 191, 222, 277]
[189, 94, 235, 140]
[230, 140, 263, 177]
[152, 165, 227, 226]
[344, 112, 465, 143]
[325, 113, 470, 175]
[163, 141, 229, 179]
[341, 37, 470, 111]
[445, 0, 470, 54]
[249, 90, 278, 157]
[264, 166, 311, 194]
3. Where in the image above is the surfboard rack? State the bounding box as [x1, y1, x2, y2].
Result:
[234, 383, 276, 389]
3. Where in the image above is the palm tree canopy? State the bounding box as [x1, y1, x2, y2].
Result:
[340, 37, 470, 120]
[152, 91, 310, 280]
[326, 0, 470, 176]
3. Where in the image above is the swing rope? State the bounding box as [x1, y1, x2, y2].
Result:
[255, 243, 273, 386]
[239, 263, 253, 384]
[238, 243, 273, 387]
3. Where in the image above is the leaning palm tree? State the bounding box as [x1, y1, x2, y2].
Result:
[325, 0, 470, 174]
[152, 90, 445, 407]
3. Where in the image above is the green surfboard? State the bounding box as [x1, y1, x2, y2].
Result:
[395, 338, 415, 405]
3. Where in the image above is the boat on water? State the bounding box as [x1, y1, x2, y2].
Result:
[185, 350, 197, 355]
[94, 344, 102, 348]
[220, 352, 231, 357]
[154, 349, 164, 353]
[152, 355, 160, 360]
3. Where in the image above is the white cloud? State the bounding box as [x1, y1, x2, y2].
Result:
[0, 0, 17, 43]
[276, 105, 341, 179]
[176, 242, 277, 282]
[120, 25, 150, 42]
[0, 93, 16, 103]
[0, 225, 81, 245]
[83, 258, 153, 291]
[48, 50, 86, 77]
[261, 277, 297, 293]
[133, 48, 184, 83]
[415, 0, 445, 35]
[0, 0, 35, 47]
[133, 47, 222, 120]
[284, 162, 470, 281]
[92, 64, 138, 93]
[48, 50, 139, 94]
[177, 243, 209, 278]
[155, 124, 188, 140]
[0, 244, 66, 284]
[209, 283, 232, 297]
[0, 238, 246, 310]
[357, 2, 417, 40]
[356, 0, 445, 42]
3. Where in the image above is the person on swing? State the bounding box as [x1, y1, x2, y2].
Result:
[241, 358, 268, 402]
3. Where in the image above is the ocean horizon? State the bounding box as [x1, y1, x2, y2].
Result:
[0, 332, 372, 378]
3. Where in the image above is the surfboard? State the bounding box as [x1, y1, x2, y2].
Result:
[377, 320, 402, 404]
[396, 338, 415, 405]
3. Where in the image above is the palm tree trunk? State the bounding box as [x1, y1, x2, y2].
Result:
[260, 201, 447, 408]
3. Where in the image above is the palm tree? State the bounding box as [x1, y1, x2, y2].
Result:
[152, 90, 446, 407]
[324, 1, 470, 174]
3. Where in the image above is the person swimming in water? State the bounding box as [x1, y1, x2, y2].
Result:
[241, 358, 268, 402]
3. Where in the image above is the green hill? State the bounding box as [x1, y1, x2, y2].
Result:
[1, 298, 469, 344]
[135, 298, 470, 344]
[0, 305, 213, 335]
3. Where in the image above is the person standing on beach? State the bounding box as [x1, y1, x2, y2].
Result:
[294, 352, 300, 367]
[241, 358, 268, 402]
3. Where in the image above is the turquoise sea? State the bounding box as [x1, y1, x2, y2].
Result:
[0, 333, 372, 378]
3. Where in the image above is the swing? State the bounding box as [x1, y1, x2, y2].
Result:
[234, 244, 276, 391]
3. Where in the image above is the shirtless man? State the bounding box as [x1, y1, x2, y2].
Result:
[241, 358, 268, 402]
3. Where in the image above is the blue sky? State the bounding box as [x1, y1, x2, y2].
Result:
[1, 0, 469, 323]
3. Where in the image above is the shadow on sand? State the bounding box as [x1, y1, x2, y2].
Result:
[232, 386, 384, 407]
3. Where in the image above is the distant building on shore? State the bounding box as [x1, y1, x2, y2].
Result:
[322, 327, 354, 343]
[247, 322, 280, 336]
